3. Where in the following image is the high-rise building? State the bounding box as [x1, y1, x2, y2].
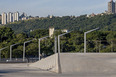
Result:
[13, 11, 19, 22]
[115, 1, 116, 13]
[108, 0, 115, 14]
[1, 11, 20, 24]
[7, 12, 13, 23]
[2, 12, 7, 25]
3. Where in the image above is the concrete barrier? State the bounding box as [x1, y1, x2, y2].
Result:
[60, 53, 116, 74]
[29, 53, 58, 73]
[30, 53, 116, 74]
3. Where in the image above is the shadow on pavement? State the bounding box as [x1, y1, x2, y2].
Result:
[0, 69, 25, 74]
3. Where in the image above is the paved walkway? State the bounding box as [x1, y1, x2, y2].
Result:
[1, 53, 116, 77]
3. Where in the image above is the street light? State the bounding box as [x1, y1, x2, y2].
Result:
[0, 46, 8, 61]
[58, 31, 72, 74]
[84, 27, 99, 53]
[38, 36, 49, 60]
[23, 39, 36, 61]
[54, 36, 57, 54]
[10, 43, 19, 61]
[58, 31, 72, 54]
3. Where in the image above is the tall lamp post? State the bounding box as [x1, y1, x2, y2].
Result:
[58, 31, 72, 54]
[54, 36, 57, 54]
[10, 43, 19, 61]
[58, 31, 72, 74]
[23, 39, 36, 61]
[38, 36, 49, 60]
[0, 46, 8, 61]
[84, 28, 99, 53]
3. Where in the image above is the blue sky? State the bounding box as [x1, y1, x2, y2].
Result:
[0, 0, 111, 17]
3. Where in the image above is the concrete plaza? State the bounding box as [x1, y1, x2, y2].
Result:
[0, 53, 116, 77]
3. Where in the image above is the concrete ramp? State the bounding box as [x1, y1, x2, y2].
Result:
[60, 53, 116, 74]
[30, 53, 116, 74]
[29, 54, 58, 73]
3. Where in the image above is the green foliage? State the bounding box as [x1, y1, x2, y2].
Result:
[5, 14, 116, 34]
[2, 17, 116, 59]
[0, 27, 53, 59]
[30, 29, 49, 38]
[0, 27, 14, 44]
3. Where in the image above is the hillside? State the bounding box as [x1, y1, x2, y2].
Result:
[5, 14, 116, 34]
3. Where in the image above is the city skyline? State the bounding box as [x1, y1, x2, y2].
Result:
[1, 12, 19, 24]
[0, 0, 113, 17]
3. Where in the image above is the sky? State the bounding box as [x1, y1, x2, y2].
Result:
[0, 0, 112, 17]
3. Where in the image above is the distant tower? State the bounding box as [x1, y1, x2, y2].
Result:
[49, 27, 55, 38]
[13, 11, 19, 22]
[2, 12, 7, 25]
[108, 0, 115, 13]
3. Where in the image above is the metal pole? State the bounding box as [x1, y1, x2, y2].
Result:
[38, 36, 49, 60]
[99, 40, 101, 53]
[39, 39, 41, 60]
[10, 43, 19, 61]
[57, 31, 72, 74]
[84, 28, 99, 53]
[84, 33, 86, 53]
[58, 35, 62, 74]
[23, 39, 36, 61]
[0, 46, 8, 61]
[58, 36, 60, 54]
[55, 36, 57, 53]
[23, 43, 25, 61]
[10, 46, 12, 61]
[0, 50, 1, 61]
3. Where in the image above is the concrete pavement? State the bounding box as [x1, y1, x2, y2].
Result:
[1, 53, 116, 77]
[1, 63, 116, 77]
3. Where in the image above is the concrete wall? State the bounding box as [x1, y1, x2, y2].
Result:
[30, 53, 116, 74]
[60, 53, 116, 74]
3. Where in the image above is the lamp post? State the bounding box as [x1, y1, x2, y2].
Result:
[0, 46, 8, 61]
[58, 31, 72, 74]
[54, 36, 57, 54]
[38, 36, 49, 60]
[58, 31, 72, 54]
[10, 43, 19, 61]
[84, 28, 99, 53]
[23, 39, 36, 61]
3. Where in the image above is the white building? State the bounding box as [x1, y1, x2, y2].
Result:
[2, 12, 7, 25]
[49, 27, 69, 38]
[22, 17, 28, 20]
[49, 27, 55, 37]
[7, 12, 13, 23]
[13, 11, 19, 22]
[62, 29, 68, 33]
[2, 11, 20, 24]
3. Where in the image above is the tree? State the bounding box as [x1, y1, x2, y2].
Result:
[106, 32, 116, 52]
[0, 27, 14, 43]
[5, 14, 116, 34]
